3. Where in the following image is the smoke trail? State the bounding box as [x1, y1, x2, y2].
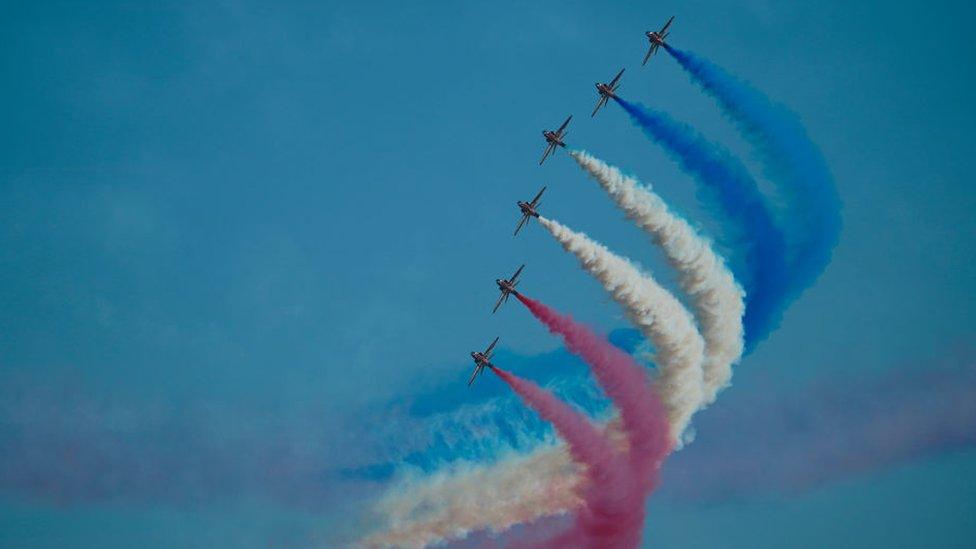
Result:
[516, 293, 671, 485]
[491, 367, 645, 549]
[363, 364, 640, 549]
[663, 45, 842, 336]
[570, 150, 744, 405]
[537, 216, 704, 441]
[607, 99, 788, 352]
[492, 367, 617, 481]
[365, 446, 580, 548]
[365, 293, 678, 548]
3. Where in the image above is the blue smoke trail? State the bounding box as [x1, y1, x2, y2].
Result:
[663, 44, 842, 316]
[614, 96, 789, 351]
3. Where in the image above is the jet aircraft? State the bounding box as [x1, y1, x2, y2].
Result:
[643, 16, 675, 65]
[539, 116, 572, 165]
[592, 68, 625, 117]
[492, 264, 524, 313]
[468, 336, 499, 386]
[514, 186, 546, 236]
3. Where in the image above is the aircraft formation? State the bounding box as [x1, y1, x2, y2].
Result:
[467, 16, 675, 386]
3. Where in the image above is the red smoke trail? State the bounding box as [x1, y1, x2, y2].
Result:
[516, 293, 672, 488]
[506, 294, 674, 547]
[491, 367, 643, 548]
[492, 367, 619, 479]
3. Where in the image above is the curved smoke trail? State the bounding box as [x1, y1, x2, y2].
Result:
[492, 367, 646, 549]
[516, 293, 671, 486]
[607, 99, 788, 352]
[490, 367, 641, 548]
[570, 150, 744, 405]
[364, 358, 657, 549]
[538, 216, 704, 441]
[365, 446, 580, 547]
[363, 364, 618, 549]
[363, 291, 678, 547]
[663, 45, 842, 331]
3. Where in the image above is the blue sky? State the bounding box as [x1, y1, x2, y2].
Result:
[1, 1, 974, 547]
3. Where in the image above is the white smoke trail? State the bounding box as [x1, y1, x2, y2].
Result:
[362, 179, 717, 547]
[361, 444, 577, 548]
[361, 417, 639, 548]
[571, 150, 745, 405]
[538, 216, 705, 439]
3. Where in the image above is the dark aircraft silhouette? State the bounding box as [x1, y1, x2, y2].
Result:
[592, 68, 625, 117]
[539, 116, 572, 165]
[514, 186, 546, 236]
[468, 336, 499, 386]
[643, 16, 675, 65]
[492, 264, 524, 314]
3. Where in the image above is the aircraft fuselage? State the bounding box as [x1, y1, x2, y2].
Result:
[471, 352, 492, 367]
[647, 32, 665, 45]
[518, 202, 539, 217]
[543, 131, 565, 147]
[496, 279, 517, 294]
[596, 83, 616, 98]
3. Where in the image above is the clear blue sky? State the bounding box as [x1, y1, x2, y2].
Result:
[1, 1, 974, 547]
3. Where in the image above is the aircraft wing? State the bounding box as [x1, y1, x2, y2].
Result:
[609, 68, 625, 88]
[660, 16, 674, 35]
[510, 264, 525, 284]
[467, 365, 482, 386]
[492, 292, 506, 314]
[485, 336, 499, 357]
[539, 143, 555, 165]
[592, 96, 608, 117]
[530, 186, 546, 206]
[642, 45, 654, 66]
[514, 213, 530, 235]
[557, 115, 572, 135]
